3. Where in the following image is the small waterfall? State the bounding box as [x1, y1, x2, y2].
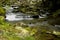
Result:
[4, 6, 33, 21]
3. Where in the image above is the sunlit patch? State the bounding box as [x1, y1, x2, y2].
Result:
[53, 31, 60, 35]
[15, 27, 30, 37]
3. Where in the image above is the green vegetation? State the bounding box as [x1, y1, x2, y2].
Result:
[0, 0, 60, 40]
[0, 16, 35, 40]
[18, 0, 42, 15]
[0, 7, 6, 16]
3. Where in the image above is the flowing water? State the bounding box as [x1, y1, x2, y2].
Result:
[3, 6, 60, 33]
[4, 6, 33, 21]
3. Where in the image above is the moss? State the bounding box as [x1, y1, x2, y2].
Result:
[0, 7, 6, 15]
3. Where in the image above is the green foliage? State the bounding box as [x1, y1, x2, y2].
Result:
[0, 0, 60, 40]
[0, 16, 5, 24]
[0, 7, 6, 15]
[24, 36, 35, 40]
[19, 0, 42, 15]
[0, 16, 35, 40]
